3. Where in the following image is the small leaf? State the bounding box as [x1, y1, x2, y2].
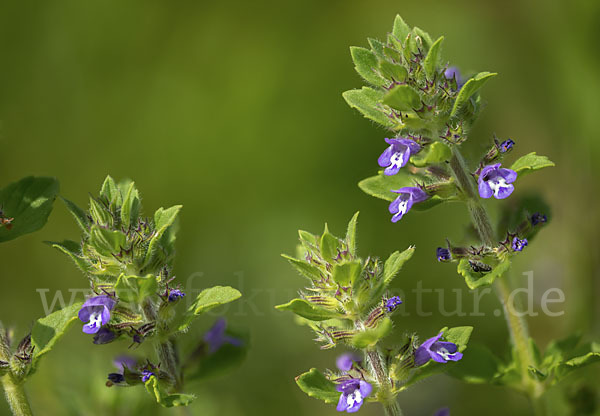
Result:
[351, 318, 393, 348]
[457, 258, 511, 290]
[59, 197, 90, 233]
[358, 171, 418, 202]
[176, 286, 242, 332]
[282, 254, 322, 281]
[451, 72, 497, 117]
[0, 177, 59, 242]
[30, 302, 83, 374]
[345, 212, 359, 256]
[350, 47, 386, 86]
[120, 182, 140, 230]
[46, 240, 91, 274]
[510, 153, 555, 177]
[144, 205, 182, 265]
[412, 27, 433, 50]
[331, 261, 362, 287]
[89, 224, 127, 256]
[378, 61, 407, 82]
[144, 376, 196, 407]
[343, 87, 394, 128]
[383, 84, 421, 111]
[275, 298, 343, 321]
[410, 142, 451, 167]
[392, 15, 411, 43]
[115, 274, 158, 303]
[320, 229, 339, 263]
[554, 349, 600, 382]
[443, 326, 473, 350]
[296, 368, 340, 404]
[383, 247, 415, 286]
[423, 36, 444, 78]
[99, 175, 122, 208]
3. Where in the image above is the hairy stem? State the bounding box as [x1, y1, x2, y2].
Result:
[1, 374, 33, 416]
[365, 349, 403, 416]
[142, 300, 181, 390]
[448, 146, 544, 412]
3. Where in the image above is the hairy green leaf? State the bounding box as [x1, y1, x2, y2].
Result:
[383, 84, 421, 111]
[350, 47, 386, 86]
[296, 368, 340, 404]
[510, 153, 555, 177]
[451, 72, 497, 116]
[457, 258, 511, 290]
[275, 298, 343, 321]
[343, 87, 394, 128]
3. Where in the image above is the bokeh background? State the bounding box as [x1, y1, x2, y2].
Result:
[0, 0, 599, 415]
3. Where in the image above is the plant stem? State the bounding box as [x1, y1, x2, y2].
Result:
[448, 146, 545, 413]
[1, 374, 33, 416]
[365, 349, 403, 416]
[141, 300, 181, 390]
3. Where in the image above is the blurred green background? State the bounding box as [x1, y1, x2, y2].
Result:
[1, 0, 599, 415]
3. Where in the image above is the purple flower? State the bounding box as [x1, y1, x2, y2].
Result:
[512, 237, 528, 252]
[113, 355, 137, 371]
[336, 353, 360, 372]
[385, 296, 403, 312]
[436, 247, 451, 262]
[499, 139, 515, 153]
[434, 408, 450, 416]
[414, 333, 463, 366]
[445, 67, 464, 89]
[388, 187, 429, 222]
[107, 373, 125, 383]
[204, 318, 243, 353]
[336, 379, 372, 413]
[378, 138, 421, 176]
[141, 369, 155, 383]
[478, 164, 517, 200]
[530, 213, 547, 226]
[167, 289, 185, 302]
[78, 295, 117, 334]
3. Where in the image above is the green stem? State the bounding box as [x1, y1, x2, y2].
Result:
[448, 146, 545, 413]
[365, 349, 403, 416]
[141, 300, 181, 390]
[1, 374, 33, 416]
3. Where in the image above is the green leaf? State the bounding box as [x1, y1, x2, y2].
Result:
[352, 318, 393, 349]
[144, 376, 196, 407]
[447, 343, 502, 384]
[88, 196, 111, 226]
[423, 36, 444, 78]
[412, 27, 433, 50]
[443, 326, 473, 350]
[350, 47, 385, 86]
[46, 240, 91, 273]
[99, 175, 122, 208]
[59, 197, 90, 233]
[275, 298, 343, 321]
[410, 142, 452, 167]
[120, 181, 140, 230]
[392, 15, 411, 42]
[176, 286, 242, 332]
[282, 254, 322, 281]
[510, 153, 555, 177]
[450, 72, 497, 117]
[89, 224, 127, 256]
[553, 346, 600, 382]
[383, 84, 421, 111]
[144, 205, 182, 265]
[30, 302, 83, 375]
[345, 211, 359, 256]
[383, 246, 415, 286]
[457, 258, 511, 290]
[0, 176, 59, 242]
[332, 261, 362, 287]
[343, 87, 394, 128]
[115, 274, 158, 303]
[295, 368, 340, 404]
[320, 229, 339, 262]
[378, 61, 407, 82]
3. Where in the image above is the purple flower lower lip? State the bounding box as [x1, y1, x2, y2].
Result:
[388, 187, 429, 222]
[478, 163, 517, 200]
[78, 295, 117, 335]
[336, 379, 372, 413]
[378, 138, 421, 176]
[414, 333, 463, 366]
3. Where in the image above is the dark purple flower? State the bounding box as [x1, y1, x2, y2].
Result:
[204, 318, 243, 353]
[167, 289, 185, 302]
[512, 237, 528, 252]
[445, 67, 464, 89]
[336, 379, 372, 413]
[378, 138, 421, 176]
[434, 408, 450, 416]
[530, 213, 547, 226]
[93, 327, 117, 344]
[141, 370, 155, 383]
[107, 373, 125, 383]
[388, 187, 429, 222]
[436, 247, 451, 262]
[414, 333, 463, 366]
[499, 139, 515, 153]
[113, 355, 137, 371]
[385, 296, 403, 312]
[78, 295, 117, 334]
[478, 164, 517, 200]
[336, 353, 360, 372]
